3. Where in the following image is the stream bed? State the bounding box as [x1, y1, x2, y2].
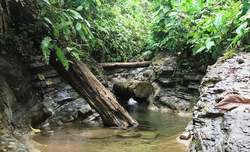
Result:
[30, 105, 192, 152]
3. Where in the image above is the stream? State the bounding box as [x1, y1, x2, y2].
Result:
[30, 105, 192, 152]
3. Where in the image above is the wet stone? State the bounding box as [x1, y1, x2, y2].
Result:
[179, 131, 191, 140]
[117, 132, 142, 138]
[187, 82, 200, 90]
[190, 52, 250, 152]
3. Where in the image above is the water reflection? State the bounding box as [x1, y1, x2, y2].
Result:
[32, 106, 191, 152]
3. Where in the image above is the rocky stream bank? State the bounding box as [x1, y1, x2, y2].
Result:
[0, 49, 201, 151]
[187, 51, 250, 152]
[2, 47, 249, 152]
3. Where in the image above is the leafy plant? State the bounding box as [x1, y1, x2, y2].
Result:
[146, 0, 250, 69]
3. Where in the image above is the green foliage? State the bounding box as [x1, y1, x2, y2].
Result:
[5, 0, 250, 71]
[38, 74, 45, 80]
[41, 36, 52, 64]
[147, 0, 250, 67]
[89, 0, 153, 62]
[34, 0, 154, 67]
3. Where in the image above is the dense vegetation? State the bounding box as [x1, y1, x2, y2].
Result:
[147, 0, 250, 71]
[1, 0, 250, 71]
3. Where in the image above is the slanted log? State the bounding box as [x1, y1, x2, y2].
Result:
[99, 61, 151, 70]
[50, 53, 138, 128]
[113, 80, 154, 100]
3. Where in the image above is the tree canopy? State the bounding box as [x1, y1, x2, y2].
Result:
[1, 0, 250, 71]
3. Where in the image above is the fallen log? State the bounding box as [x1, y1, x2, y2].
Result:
[50, 53, 138, 128]
[99, 61, 151, 70]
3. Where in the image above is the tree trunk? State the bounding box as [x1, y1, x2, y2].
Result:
[99, 61, 151, 69]
[50, 53, 138, 128]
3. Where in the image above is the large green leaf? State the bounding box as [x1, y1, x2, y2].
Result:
[163, 6, 171, 14]
[236, 22, 248, 35]
[196, 46, 206, 54]
[76, 6, 83, 11]
[44, 17, 52, 25]
[206, 41, 214, 50]
[214, 16, 222, 28]
[69, 10, 83, 20]
[241, 2, 250, 16]
[78, 30, 86, 41]
[43, 0, 50, 5]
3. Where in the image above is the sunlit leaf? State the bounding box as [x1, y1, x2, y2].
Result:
[214, 16, 222, 28]
[41, 36, 52, 64]
[69, 10, 83, 20]
[76, 23, 81, 31]
[44, 17, 52, 25]
[38, 74, 45, 80]
[206, 41, 214, 50]
[76, 6, 83, 11]
[43, 0, 50, 5]
[236, 22, 247, 35]
[196, 46, 206, 54]
[163, 6, 171, 14]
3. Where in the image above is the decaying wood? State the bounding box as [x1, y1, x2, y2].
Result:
[99, 61, 151, 70]
[50, 53, 138, 128]
[214, 94, 250, 114]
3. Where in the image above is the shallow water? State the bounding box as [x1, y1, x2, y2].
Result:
[31, 105, 191, 152]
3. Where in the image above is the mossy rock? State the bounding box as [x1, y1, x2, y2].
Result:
[127, 82, 154, 98]
[222, 49, 238, 60]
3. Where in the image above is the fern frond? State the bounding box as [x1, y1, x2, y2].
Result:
[54, 45, 69, 70]
[41, 36, 52, 64]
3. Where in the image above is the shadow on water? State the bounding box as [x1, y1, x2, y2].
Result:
[31, 103, 192, 152]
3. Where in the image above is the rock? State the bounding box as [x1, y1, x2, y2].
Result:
[179, 131, 191, 140]
[0, 51, 102, 151]
[158, 78, 177, 87]
[113, 80, 154, 99]
[183, 73, 203, 82]
[152, 53, 178, 78]
[190, 52, 250, 151]
[158, 67, 175, 77]
[117, 132, 142, 138]
[187, 82, 200, 90]
[139, 131, 158, 139]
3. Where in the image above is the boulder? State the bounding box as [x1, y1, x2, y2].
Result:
[190, 52, 250, 152]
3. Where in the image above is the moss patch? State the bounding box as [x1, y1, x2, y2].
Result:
[222, 49, 238, 60]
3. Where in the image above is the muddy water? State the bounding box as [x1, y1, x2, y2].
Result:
[31, 106, 192, 152]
